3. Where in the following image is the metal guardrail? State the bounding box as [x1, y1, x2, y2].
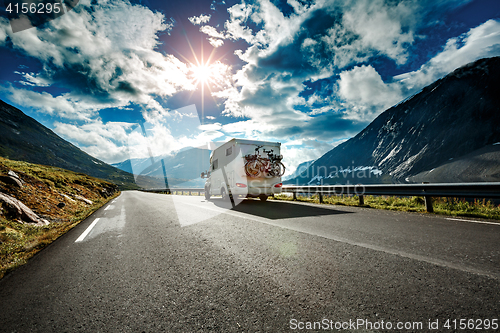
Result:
[282, 183, 500, 212]
[143, 188, 204, 195]
[142, 182, 500, 213]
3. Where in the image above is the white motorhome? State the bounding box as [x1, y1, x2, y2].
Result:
[201, 138, 284, 202]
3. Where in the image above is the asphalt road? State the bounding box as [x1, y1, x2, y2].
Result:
[1, 191, 499, 332]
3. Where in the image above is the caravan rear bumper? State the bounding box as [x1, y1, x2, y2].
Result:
[231, 184, 282, 196]
[247, 186, 282, 196]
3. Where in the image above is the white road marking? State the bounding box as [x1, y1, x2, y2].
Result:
[75, 218, 100, 242]
[446, 218, 500, 226]
[104, 205, 113, 211]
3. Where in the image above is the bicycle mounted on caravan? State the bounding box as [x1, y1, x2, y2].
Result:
[201, 139, 284, 202]
[244, 146, 285, 178]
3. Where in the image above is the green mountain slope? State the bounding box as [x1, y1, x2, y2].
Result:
[0, 99, 138, 189]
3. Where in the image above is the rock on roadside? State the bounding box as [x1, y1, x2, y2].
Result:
[69, 194, 93, 205]
[0, 174, 22, 188]
[0, 192, 49, 226]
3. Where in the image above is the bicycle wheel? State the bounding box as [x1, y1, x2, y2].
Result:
[277, 161, 286, 176]
[261, 160, 274, 178]
[269, 161, 285, 177]
[245, 160, 263, 177]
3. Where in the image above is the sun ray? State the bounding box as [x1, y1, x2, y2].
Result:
[166, 34, 233, 122]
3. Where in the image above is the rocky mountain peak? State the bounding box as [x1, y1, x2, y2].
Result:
[287, 56, 500, 185]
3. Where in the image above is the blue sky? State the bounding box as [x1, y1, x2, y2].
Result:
[0, 0, 499, 174]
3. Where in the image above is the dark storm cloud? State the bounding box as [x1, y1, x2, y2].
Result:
[269, 111, 367, 141]
[256, 8, 344, 76]
[240, 79, 299, 107]
[42, 62, 140, 103]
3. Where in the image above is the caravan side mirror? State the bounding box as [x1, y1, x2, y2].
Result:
[201, 172, 206, 179]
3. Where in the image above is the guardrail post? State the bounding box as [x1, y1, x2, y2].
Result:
[359, 195, 364, 206]
[424, 196, 433, 213]
[293, 191, 297, 200]
[318, 192, 323, 203]
[189, 190, 191, 196]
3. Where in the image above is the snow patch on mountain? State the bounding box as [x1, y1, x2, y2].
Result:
[378, 145, 403, 167]
[307, 166, 382, 185]
[391, 145, 428, 178]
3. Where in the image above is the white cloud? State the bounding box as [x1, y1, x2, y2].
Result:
[225, 0, 306, 54]
[124, 110, 225, 162]
[188, 14, 211, 25]
[52, 105, 226, 164]
[396, 19, 500, 90]
[338, 65, 402, 120]
[1, 84, 98, 120]
[54, 120, 133, 163]
[198, 123, 222, 131]
[198, 25, 227, 47]
[334, 19, 500, 122]
[215, 0, 500, 148]
[224, 2, 256, 43]
[199, 25, 226, 39]
[341, 0, 416, 65]
[217, 0, 422, 127]
[221, 119, 276, 138]
[208, 38, 224, 48]
[1, 0, 194, 119]
[14, 71, 51, 87]
[0, 17, 9, 45]
[280, 139, 336, 177]
[2, 0, 498, 168]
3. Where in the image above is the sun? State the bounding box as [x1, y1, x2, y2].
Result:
[189, 61, 225, 87]
[177, 41, 231, 117]
[191, 64, 213, 84]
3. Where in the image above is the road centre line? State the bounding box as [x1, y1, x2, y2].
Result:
[75, 218, 100, 242]
[180, 200, 499, 280]
[445, 217, 500, 226]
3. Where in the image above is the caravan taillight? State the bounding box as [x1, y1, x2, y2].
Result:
[236, 183, 247, 188]
[274, 183, 283, 188]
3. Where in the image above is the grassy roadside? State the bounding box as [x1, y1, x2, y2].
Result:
[270, 194, 500, 220]
[0, 157, 120, 279]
